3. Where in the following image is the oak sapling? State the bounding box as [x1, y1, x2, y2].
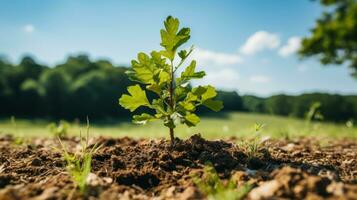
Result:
[119, 16, 223, 145]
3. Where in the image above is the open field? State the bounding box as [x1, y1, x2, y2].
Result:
[0, 112, 356, 140]
[1, 112, 356, 200]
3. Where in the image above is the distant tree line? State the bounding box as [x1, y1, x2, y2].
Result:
[0, 55, 131, 119]
[0, 55, 356, 122]
[242, 94, 357, 122]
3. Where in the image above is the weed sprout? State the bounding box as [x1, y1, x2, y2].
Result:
[55, 119, 101, 195]
[346, 119, 354, 128]
[192, 163, 252, 200]
[237, 123, 265, 159]
[10, 116, 26, 145]
[305, 102, 324, 123]
[48, 120, 70, 138]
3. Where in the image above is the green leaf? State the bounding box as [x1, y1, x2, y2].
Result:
[129, 51, 169, 85]
[133, 113, 155, 125]
[185, 92, 198, 102]
[178, 46, 194, 64]
[155, 113, 164, 119]
[130, 53, 156, 84]
[174, 28, 190, 50]
[160, 17, 178, 53]
[179, 101, 195, 111]
[164, 16, 179, 35]
[152, 99, 167, 115]
[150, 51, 164, 64]
[181, 61, 205, 79]
[146, 84, 161, 95]
[201, 85, 217, 101]
[192, 86, 207, 96]
[125, 70, 143, 83]
[184, 113, 200, 127]
[119, 85, 150, 112]
[175, 86, 188, 101]
[151, 51, 169, 71]
[181, 60, 195, 76]
[160, 16, 191, 60]
[202, 99, 223, 112]
[159, 50, 175, 61]
[159, 70, 170, 84]
[178, 50, 187, 59]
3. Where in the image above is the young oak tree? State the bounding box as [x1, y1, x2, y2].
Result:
[119, 16, 223, 145]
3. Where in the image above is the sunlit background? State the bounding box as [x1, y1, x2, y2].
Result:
[1, 0, 355, 96]
[0, 0, 356, 139]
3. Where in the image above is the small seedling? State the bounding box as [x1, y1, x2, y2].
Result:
[13, 136, 25, 146]
[346, 119, 354, 128]
[253, 123, 265, 133]
[237, 123, 265, 159]
[48, 120, 70, 138]
[119, 16, 223, 145]
[10, 116, 18, 134]
[192, 164, 252, 200]
[305, 102, 324, 123]
[10, 116, 26, 146]
[55, 119, 100, 195]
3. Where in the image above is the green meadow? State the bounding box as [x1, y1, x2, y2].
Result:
[1, 112, 355, 140]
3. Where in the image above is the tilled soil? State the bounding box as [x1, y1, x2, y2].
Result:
[0, 134, 356, 200]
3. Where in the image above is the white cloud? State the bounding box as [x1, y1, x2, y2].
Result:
[194, 68, 239, 90]
[188, 47, 241, 90]
[192, 47, 243, 66]
[249, 75, 271, 83]
[23, 24, 35, 33]
[278, 37, 301, 57]
[240, 31, 280, 55]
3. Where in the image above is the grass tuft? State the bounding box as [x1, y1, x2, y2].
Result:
[237, 123, 265, 159]
[48, 120, 70, 138]
[192, 163, 252, 200]
[54, 118, 101, 195]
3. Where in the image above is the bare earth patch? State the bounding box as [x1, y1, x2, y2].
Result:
[0, 134, 355, 200]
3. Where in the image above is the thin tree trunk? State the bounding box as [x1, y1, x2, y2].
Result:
[169, 127, 174, 146]
[169, 61, 175, 146]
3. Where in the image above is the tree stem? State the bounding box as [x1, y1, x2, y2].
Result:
[169, 60, 175, 146]
[169, 127, 174, 146]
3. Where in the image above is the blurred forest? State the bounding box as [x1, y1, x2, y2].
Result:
[0, 55, 356, 122]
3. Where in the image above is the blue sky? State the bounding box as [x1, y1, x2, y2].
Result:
[0, 0, 356, 96]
